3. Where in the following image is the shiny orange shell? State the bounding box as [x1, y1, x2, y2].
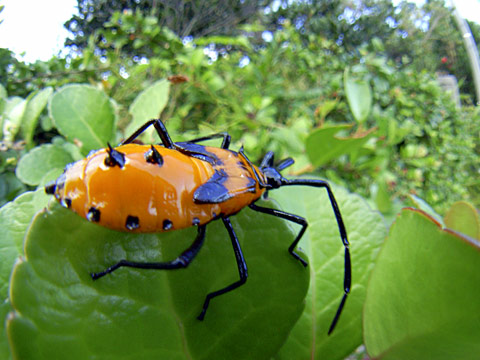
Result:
[49, 144, 266, 232]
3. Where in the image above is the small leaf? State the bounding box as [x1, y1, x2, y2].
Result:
[21, 87, 53, 148]
[16, 144, 73, 186]
[0, 189, 50, 359]
[127, 79, 170, 140]
[3, 98, 27, 142]
[271, 183, 386, 360]
[444, 201, 480, 240]
[306, 124, 376, 166]
[344, 68, 372, 123]
[0, 84, 6, 114]
[49, 84, 116, 153]
[8, 200, 309, 359]
[364, 208, 480, 359]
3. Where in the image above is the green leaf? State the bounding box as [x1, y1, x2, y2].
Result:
[15, 144, 73, 186]
[271, 183, 386, 360]
[364, 208, 480, 359]
[344, 68, 372, 123]
[21, 87, 53, 148]
[305, 124, 376, 166]
[49, 85, 116, 153]
[0, 189, 50, 359]
[8, 200, 309, 360]
[127, 79, 170, 140]
[444, 201, 480, 240]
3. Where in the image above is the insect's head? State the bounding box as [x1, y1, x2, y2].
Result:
[259, 151, 294, 189]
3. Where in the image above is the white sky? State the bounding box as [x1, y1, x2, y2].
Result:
[0, 0, 479, 63]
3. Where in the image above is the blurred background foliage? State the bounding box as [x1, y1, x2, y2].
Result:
[0, 0, 479, 215]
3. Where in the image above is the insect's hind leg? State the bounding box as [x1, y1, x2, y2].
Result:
[248, 203, 308, 267]
[281, 178, 351, 335]
[90, 225, 206, 279]
[197, 217, 247, 320]
[121, 119, 175, 148]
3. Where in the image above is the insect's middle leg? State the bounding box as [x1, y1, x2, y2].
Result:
[186, 132, 231, 149]
[121, 119, 174, 148]
[197, 217, 248, 320]
[90, 225, 206, 280]
[249, 202, 308, 267]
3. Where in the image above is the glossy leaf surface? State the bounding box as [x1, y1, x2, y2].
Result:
[8, 199, 309, 360]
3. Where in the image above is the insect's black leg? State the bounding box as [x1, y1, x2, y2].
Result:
[249, 202, 308, 267]
[121, 119, 174, 148]
[186, 132, 231, 149]
[90, 225, 206, 279]
[281, 178, 350, 335]
[197, 217, 247, 320]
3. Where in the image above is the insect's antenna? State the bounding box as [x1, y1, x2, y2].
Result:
[276, 157, 294, 171]
[282, 178, 351, 335]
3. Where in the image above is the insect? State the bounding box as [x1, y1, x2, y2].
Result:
[45, 119, 351, 334]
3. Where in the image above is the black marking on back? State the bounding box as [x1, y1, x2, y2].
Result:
[45, 181, 56, 194]
[87, 207, 101, 222]
[175, 142, 221, 165]
[63, 198, 72, 208]
[193, 169, 232, 204]
[145, 145, 163, 166]
[105, 144, 126, 168]
[125, 215, 139, 230]
[163, 219, 173, 231]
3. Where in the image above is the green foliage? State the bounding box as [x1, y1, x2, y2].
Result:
[364, 208, 480, 359]
[65, 0, 266, 54]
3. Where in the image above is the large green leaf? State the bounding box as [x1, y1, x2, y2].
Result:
[271, 183, 386, 360]
[8, 200, 309, 360]
[15, 144, 73, 186]
[127, 79, 170, 141]
[0, 189, 50, 359]
[49, 85, 116, 153]
[364, 208, 480, 359]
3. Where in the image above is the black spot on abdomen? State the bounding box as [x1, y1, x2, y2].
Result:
[87, 207, 101, 222]
[125, 215, 140, 230]
[163, 219, 173, 231]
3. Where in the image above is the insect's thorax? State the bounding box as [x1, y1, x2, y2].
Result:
[53, 144, 264, 232]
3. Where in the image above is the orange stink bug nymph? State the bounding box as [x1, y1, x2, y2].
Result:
[45, 119, 351, 334]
